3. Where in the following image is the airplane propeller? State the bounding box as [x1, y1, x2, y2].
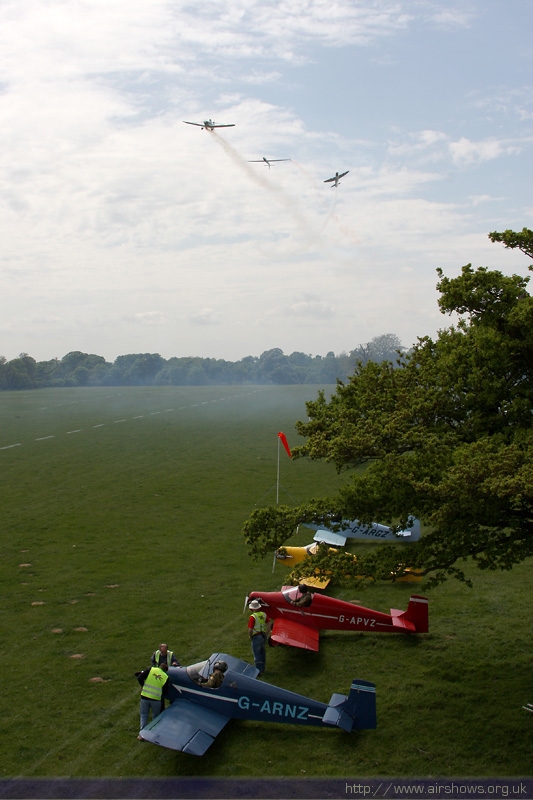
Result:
[272, 550, 278, 574]
[243, 594, 250, 614]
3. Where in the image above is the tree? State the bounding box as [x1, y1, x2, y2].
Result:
[350, 333, 404, 367]
[242, 231, 533, 586]
[4, 354, 37, 389]
[488, 227, 533, 262]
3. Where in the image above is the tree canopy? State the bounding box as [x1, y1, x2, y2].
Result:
[488, 227, 533, 262]
[0, 336, 405, 390]
[243, 229, 533, 586]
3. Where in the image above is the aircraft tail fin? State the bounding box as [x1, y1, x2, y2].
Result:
[392, 594, 429, 633]
[323, 680, 376, 731]
[407, 516, 421, 540]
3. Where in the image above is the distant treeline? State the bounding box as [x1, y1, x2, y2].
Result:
[0, 334, 404, 390]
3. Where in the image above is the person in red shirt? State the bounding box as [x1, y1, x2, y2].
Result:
[247, 599, 272, 675]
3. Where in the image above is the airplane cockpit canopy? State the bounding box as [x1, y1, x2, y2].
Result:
[186, 659, 211, 682]
[282, 585, 314, 606]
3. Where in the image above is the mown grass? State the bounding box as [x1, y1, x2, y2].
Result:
[0, 385, 532, 779]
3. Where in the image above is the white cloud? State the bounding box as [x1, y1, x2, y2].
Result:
[288, 297, 335, 318]
[124, 312, 167, 326]
[449, 136, 522, 165]
[189, 308, 221, 325]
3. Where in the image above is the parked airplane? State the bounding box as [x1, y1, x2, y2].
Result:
[324, 170, 349, 187]
[246, 589, 429, 651]
[274, 542, 423, 588]
[275, 542, 338, 588]
[183, 119, 235, 130]
[302, 517, 422, 546]
[139, 652, 376, 754]
[248, 157, 291, 168]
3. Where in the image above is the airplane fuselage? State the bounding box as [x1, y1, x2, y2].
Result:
[275, 542, 422, 584]
[166, 665, 361, 729]
[248, 590, 428, 634]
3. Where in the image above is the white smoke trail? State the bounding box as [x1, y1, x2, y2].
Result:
[211, 132, 321, 243]
[292, 159, 359, 245]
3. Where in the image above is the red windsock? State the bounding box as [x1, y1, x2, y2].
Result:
[278, 431, 292, 458]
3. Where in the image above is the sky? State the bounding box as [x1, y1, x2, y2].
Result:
[1, 0, 532, 364]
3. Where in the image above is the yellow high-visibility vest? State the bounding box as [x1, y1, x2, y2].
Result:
[154, 649, 175, 666]
[251, 611, 267, 634]
[141, 667, 167, 700]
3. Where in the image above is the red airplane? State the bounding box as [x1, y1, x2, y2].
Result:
[246, 586, 429, 651]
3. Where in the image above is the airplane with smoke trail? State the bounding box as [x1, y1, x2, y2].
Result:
[248, 157, 291, 168]
[183, 119, 235, 130]
[324, 170, 349, 187]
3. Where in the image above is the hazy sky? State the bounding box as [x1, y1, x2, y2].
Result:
[1, 0, 532, 363]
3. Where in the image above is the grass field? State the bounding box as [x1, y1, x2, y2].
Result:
[0, 385, 532, 779]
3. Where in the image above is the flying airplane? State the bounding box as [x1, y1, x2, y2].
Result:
[246, 589, 429, 651]
[248, 157, 291, 168]
[324, 170, 349, 187]
[274, 542, 423, 588]
[139, 652, 376, 754]
[183, 119, 235, 130]
[302, 517, 422, 546]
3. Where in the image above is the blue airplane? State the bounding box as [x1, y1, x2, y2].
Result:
[139, 652, 376, 755]
[301, 516, 421, 546]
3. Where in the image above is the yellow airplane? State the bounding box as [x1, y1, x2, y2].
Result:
[274, 543, 423, 588]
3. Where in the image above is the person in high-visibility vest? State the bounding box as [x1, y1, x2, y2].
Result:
[135, 663, 169, 740]
[151, 643, 180, 669]
[150, 643, 180, 712]
[247, 599, 272, 675]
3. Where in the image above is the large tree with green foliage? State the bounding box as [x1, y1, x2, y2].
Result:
[243, 229, 533, 585]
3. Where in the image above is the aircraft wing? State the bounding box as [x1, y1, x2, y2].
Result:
[313, 529, 347, 547]
[140, 699, 231, 755]
[271, 617, 320, 651]
[296, 573, 330, 589]
[183, 121, 203, 126]
[324, 176, 336, 183]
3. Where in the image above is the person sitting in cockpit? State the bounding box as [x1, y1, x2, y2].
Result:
[288, 584, 313, 608]
[198, 660, 228, 688]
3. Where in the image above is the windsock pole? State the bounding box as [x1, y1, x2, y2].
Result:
[276, 432, 292, 504]
[276, 435, 280, 504]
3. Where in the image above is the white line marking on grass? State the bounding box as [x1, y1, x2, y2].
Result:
[23, 690, 138, 776]
[2, 390, 267, 454]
